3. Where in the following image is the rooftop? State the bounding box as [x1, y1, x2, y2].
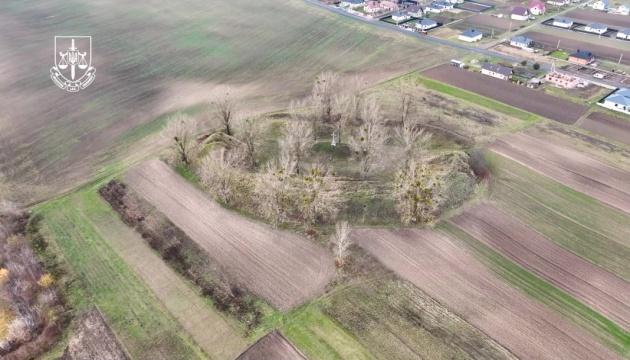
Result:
[461, 28, 482, 37]
[482, 62, 513, 76]
[570, 49, 594, 60]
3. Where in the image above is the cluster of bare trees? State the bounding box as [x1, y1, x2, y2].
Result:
[0, 205, 66, 358]
[392, 161, 442, 225]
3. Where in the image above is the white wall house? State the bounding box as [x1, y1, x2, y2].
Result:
[612, 4, 630, 15]
[591, 0, 609, 10]
[511, 6, 529, 20]
[340, 0, 364, 8]
[391, 12, 411, 23]
[547, 0, 569, 6]
[599, 88, 630, 115]
[510, 35, 533, 49]
[481, 63, 513, 80]
[618, 29, 630, 40]
[585, 23, 608, 34]
[416, 19, 438, 31]
[552, 17, 573, 28]
[459, 28, 483, 42]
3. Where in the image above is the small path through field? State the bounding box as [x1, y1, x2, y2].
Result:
[451, 203, 630, 330]
[84, 194, 247, 360]
[490, 132, 630, 214]
[125, 159, 335, 311]
[352, 228, 621, 360]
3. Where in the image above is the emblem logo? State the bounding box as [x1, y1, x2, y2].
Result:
[50, 36, 95, 92]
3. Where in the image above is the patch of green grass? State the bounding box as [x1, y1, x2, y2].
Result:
[34, 190, 207, 360]
[548, 50, 569, 60]
[441, 223, 630, 356]
[486, 152, 630, 280]
[413, 76, 539, 123]
[251, 301, 373, 360]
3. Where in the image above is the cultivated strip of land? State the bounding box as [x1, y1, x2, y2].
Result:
[524, 31, 630, 65]
[578, 112, 630, 146]
[422, 64, 588, 124]
[236, 330, 306, 360]
[451, 203, 630, 330]
[85, 189, 248, 360]
[37, 192, 208, 360]
[490, 132, 630, 214]
[125, 159, 335, 310]
[353, 228, 621, 360]
[488, 151, 630, 280]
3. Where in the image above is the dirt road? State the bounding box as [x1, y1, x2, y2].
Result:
[125, 159, 335, 311]
[490, 132, 630, 214]
[353, 228, 621, 360]
[451, 203, 630, 330]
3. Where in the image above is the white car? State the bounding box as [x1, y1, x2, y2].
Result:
[593, 73, 605, 79]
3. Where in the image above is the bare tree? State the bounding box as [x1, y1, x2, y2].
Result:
[395, 120, 433, 162]
[331, 221, 352, 268]
[198, 148, 246, 204]
[211, 92, 236, 136]
[280, 120, 314, 174]
[295, 163, 342, 226]
[235, 117, 263, 169]
[349, 97, 388, 177]
[312, 71, 340, 125]
[393, 160, 442, 225]
[398, 80, 415, 126]
[162, 113, 199, 166]
[255, 162, 293, 227]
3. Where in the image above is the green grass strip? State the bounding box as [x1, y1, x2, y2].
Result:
[414, 76, 539, 123]
[440, 223, 630, 356]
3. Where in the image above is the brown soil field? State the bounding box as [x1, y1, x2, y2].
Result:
[579, 112, 630, 146]
[125, 159, 335, 310]
[566, 9, 630, 28]
[422, 64, 588, 123]
[0, 0, 455, 204]
[464, 14, 513, 30]
[451, 203, 630, 330]
[236, 331, 306, 360]
[490, 132, 630, 214]
[352, 228, 620, 360]
[524, 31, 630, 65]
[60, 309, 129, 360]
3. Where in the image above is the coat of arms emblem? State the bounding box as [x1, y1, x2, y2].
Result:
[50, 36, 95, 92]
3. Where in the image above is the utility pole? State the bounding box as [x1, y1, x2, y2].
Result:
[556, 39, 561, 49]
[619, 53, 624, 65]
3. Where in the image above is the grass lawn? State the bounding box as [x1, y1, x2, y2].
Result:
[254, 302, 374, 360]
[441, 223, 630, 356]
[413, 75, 540, 123]
[35, 190, 209, 360]
[486, 152, 630, 281]
[548, 49, 569, 60]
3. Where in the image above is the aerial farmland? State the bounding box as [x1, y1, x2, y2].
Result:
[1, 0, 629, 359]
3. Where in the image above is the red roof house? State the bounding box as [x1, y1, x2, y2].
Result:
[529, 0, 546, 15]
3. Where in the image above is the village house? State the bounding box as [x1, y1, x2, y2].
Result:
[600, 88, 630, 114]
[481, 63, 513, 80]
[611, 4, 630, 15]
[416, 18, 438, 30]
[529, 0, 546, 15]
[511, 6, 530, 20]
[545, 71, 581, 88]
[426, 1, 453, 13]
[591, 0, 609, 11]
[405, 4, 424, 17]
[585, 23, 608, 34]
[569, 49, 595, 65]
[547, 0, 570, 6]
[340, 0, 365, 8]
[365, 0, 399, 13]
[552, 17, 573, 28]
[459, 28, 483, 42]
[392, 11, 411, 22]
[510, 35, 533, 49]
[618, 28, 630, 40]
